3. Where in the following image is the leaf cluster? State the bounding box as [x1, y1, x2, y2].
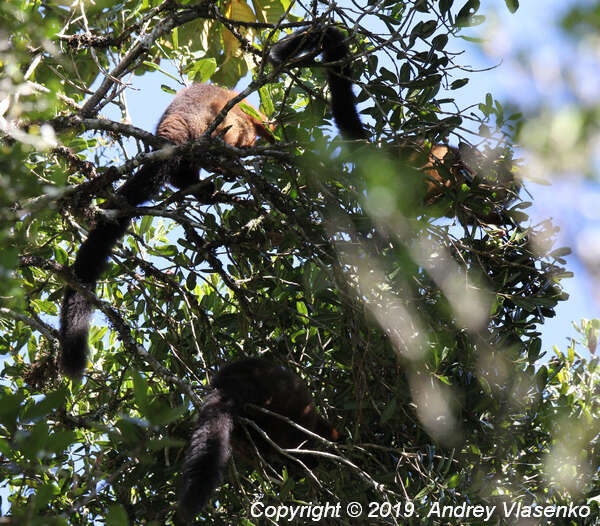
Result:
[0, 1, 590, 525]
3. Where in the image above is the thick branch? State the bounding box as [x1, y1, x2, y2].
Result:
[51, 115, 168, 149]
[0, 307, 58, 341]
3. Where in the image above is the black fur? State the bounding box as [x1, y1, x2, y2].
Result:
[269, 25, 367, 141]
[59, 85, 271, 377]
[178, 358, 339, 520]
[59, 161, 168, 377]
[178, 391, 234, 521]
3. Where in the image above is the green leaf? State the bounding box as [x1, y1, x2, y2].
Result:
[380, 67, 398, 83]
[185, 57, 217, 83]
[252, 0, 287, 24]
[146, 402, 186, 427]
[432, 34, 448, 50]
[446, 473, 460, 488]
[296, 300, 308, 316]
[239, 101, 263, 122]
[400, 62, 412, 83]
[20, 421, 50, 460]
[549, 247, 572, 258]
[410, 20, 438, 46]
[415, 0, 428, 12]
[139, 215, 153, 235]
[33, 483, 60, 511]
[450, 78, 469, 90]
[259, 84, 275, 117]
[505, 0, 519, 13]
[132, 371, 150, 414]
[106, 504, 130, 526]
[23, 388, 67, 421]
[439, 0, 454, 14]
[0, 391, 24, 434]
[149, 244, 178, 256]
[186, 272, 197, 291]
[456, 0, 480, 27]
[527, 338, 542, 362]
[380, 397, 397, 423]
[141, 61, 181, 83]
[46, 430, 78, 453]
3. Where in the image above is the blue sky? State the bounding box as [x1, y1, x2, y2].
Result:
[459, 0, 600, 355]
[3, 0, 599, 517]
[112, 1, 600, 357]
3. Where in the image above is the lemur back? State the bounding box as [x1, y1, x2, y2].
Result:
[59, 85, 271, 377]
[178, 358, 340, 521]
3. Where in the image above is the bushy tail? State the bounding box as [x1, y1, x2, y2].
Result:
[178, 391, 234, 521]
[59, 215, 131, 376]
[59, 161, 168, 377]
[321, 27, 368, 141]
[268, 25, 367, 141]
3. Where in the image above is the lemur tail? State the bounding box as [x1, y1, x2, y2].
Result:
[59, 161, 167, 377]
[268, 25, 367, 141]
[178, 391, 235, 521]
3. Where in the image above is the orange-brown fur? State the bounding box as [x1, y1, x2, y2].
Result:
[420, 145, 472, 204]
[60, 84, 273, 378]
[400, 142, 517, 223]
[157, 84, 273, 148]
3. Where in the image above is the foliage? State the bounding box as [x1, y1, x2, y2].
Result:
[494, 0, 600, 334]
[0, 0, 591, 525]
[506, 1, 600, 184]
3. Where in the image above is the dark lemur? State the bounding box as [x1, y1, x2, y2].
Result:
[59, 84, 273, 377]
[269, 26, 518, 223]
[178, 357, 340, 521]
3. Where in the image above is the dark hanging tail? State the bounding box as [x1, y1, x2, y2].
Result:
[59, 215, 131, 376]
[320, 27, 368, 141]
[178, 391, 235, 521]
[269, 25, 367, 141]
[59, 161, 168, 377]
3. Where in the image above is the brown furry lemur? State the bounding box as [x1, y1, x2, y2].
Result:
[59, 26, 370, 377]
[268, 25, 519, 223]
[59, 84, 273, 377]
[59, 25, 516, 376]
[178, 357, 340, 520]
